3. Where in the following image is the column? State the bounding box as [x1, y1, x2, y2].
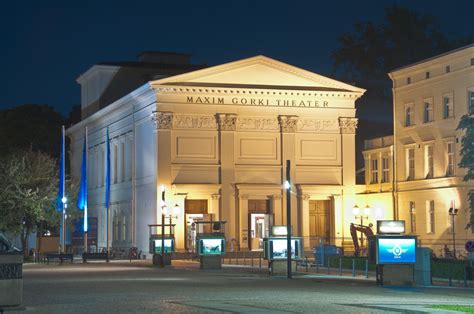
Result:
[217, 113, 237, 243]
[339, 117, 357, 245]
[272, 194, 283, 226]
[300, 194, 311, 249]
[238, 194, 249, 250]
[279, 115, 298, 235]
[209, 194, 220, 220]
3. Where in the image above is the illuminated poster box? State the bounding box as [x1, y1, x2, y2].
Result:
[264, 237, 303, 260]
[197, 237, 226, 256]
[376, 236, 416, 264]
[149, 237, 175, 254]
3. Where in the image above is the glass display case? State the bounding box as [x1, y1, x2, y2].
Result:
[263, 237, 303, 260]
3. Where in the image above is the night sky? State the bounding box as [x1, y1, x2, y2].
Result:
[1, 0, 472, 116]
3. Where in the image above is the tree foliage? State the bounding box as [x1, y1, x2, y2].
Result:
[457, 114, 474, 229]
[0, 149, 58, 255]
[332, 5, 471, 121]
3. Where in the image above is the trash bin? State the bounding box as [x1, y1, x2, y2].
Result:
[0, 234, 23, 307]
[313, 245, 341, 266]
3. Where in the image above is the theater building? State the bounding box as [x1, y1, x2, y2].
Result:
[67, 53, 367, 254]
[360, 44, 474, 255]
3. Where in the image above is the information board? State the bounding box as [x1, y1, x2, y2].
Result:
[377, 237, 416, 264]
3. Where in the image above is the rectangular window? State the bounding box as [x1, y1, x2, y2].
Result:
[120, 142, 125, 182]
[468, 91, 474, 114]
[425, 72, 430, 79]
[446, 142, 454, 176]
[406, 148, 415, 180]
[113, 144, 118, 184]
[382, 156, 390, 183]
[423, 99, 433, 123]
[471, 58, 474, 66]
[405, 105, 414, 126]
[122, 215, 127, 241]
[425, 145, 434, 179]
[446, 65, 450, 73]
[443, 94, 454, 118]
[409, 202, 416, 233]
[407, 77, 411, 84]
[101, 149, 105, 187]
[370, 158, 379, 184]
[426, 200, 435, 234]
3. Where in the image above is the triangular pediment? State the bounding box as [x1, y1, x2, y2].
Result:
[151, 55, 365, 93]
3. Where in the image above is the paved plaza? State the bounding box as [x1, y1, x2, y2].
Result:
[15, 260, 474, 313]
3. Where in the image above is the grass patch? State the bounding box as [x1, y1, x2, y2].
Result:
[428, 305, 474, 313]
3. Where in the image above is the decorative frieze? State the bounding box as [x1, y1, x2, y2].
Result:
[297, 119, 339, 133]
[173, 114, 217, 130]
[339, 117, 358, 134]
[237, 117, 279, 132]
[151, 111, 173, 130]
[217, 113, 238, 131]
[278, 115, 299, 133]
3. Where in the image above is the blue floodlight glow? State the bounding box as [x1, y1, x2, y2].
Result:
[377, 237, 416, 264]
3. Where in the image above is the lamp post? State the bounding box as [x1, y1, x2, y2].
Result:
[448, 206, 458, 259]
[285, 159, 292, 279]
[61, 196, 67, 253]
[160, 185, 166, 268]
[353, 205, 370, 247]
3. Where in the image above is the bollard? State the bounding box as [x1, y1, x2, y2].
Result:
[352, 258, 356, 277]
[243, 252, 246, 266]
[339, 257, 342, 276]
[328, 257, 331, 274]
[259, 252, 262, 269]
[306, 257, 309, 272]
[365, 259, 369, 278]
[316, 261, 319, 273]
[251, 254, 254, 267]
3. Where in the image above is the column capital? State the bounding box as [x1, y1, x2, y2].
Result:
[239, 194, 249, 200]
[339, 117, 358, 134]
[211, 194, 221, 200]
[151, 111, 173, 130]
[278, 115, 299, 133]
[272, 194, 282, 201]
[217, 113, 237, 131]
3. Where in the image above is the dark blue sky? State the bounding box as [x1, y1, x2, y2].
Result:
[1, 0, 472, 116]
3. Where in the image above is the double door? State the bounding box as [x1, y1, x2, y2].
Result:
[309, 200, 331, 247]
[248, 200, 272, 251]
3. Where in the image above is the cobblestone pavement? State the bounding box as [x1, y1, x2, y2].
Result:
[14, 260, 474, 313]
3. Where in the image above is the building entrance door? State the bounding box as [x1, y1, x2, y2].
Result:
[309, 200, 331, 247]
[185, 200, 210, 252]
[248, 200, 272, 251]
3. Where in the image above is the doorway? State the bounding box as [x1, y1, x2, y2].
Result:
[248, 200, 272, 250]
[185, 199, 211, 251]
[309, 200, 331, 247]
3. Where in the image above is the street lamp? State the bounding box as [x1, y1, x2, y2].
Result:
[353, 204, 370, 247]
[448, 206, 459, 259]
[61, 197, 67, 253]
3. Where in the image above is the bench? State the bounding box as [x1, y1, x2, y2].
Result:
[82, 252, 109, 263]
[46, 253, 74, 264]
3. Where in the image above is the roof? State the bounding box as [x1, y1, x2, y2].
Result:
[389, 43, 474, 74]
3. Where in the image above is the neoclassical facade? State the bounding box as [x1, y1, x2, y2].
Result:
[67, 55, 365, 254]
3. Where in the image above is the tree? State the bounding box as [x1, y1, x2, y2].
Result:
[457, 114, 474, 229]
[332, 5, 473, 170]
[0, 149, 57, 256]
[332, 5, 471, 122]
[0, 104, 64, 158]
